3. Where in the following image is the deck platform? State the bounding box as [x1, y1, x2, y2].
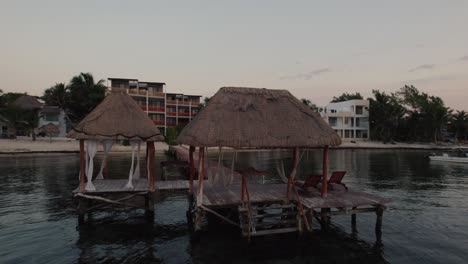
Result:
[73, 179, 198, 194]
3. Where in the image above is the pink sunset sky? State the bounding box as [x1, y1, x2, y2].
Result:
[1, 1, 467, 110]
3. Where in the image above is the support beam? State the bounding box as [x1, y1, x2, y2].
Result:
[147, 141, 155, 192]
[351, 206, 357, 234]
[375, 205, 384, 243]
[197, 147, 205, 206]
[79, 139, 85, 192]
[189, 145, 195, 193]
[321, 145, 329, 198]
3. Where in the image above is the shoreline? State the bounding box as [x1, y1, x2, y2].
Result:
[1, 138, 467, 155]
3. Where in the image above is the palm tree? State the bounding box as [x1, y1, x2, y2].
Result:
[452, 110, 468, 143]
[67, 73, 107, 123]
[301, 98, 321, 112]
[369, 90, 406, 142]
[43, 83, 67, 108]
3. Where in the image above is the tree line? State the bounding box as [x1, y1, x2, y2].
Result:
[302, 86, 467, 143]
[0, 73, 106, 139]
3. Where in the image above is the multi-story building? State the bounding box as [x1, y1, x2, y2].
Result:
[108, 78, 201, 134]
[320, 99, 370, 140]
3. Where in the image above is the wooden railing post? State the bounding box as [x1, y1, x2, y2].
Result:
[147, 141, 155, 192]
[79, 139, 85, 192]
[189, 145, 195, 193]
[197, 147, 205, 206]
[321, 145, 329, 198]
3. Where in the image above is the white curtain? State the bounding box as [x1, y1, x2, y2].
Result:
[96, 140, 113, 180]
[125, 141, 139, 190]
[85, 140, 98, 191]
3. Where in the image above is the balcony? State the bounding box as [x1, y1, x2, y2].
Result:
[166, 100, 201, 106]
[178, 112, 190, 117]
[167, 111, 177, 116]
[166, 122, 178, 127]
[148, 91, 165, 97]
[153, 120, 165, 126]
[111, 87, 127, 93]
[141, 105, 165, 112]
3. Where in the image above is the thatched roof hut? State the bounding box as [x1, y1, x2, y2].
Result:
[177, 87, 341, 148]
[13, 95, 43, 110]
[67, 92, 163, 141]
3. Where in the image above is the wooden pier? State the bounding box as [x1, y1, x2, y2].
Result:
[169, 145, 391, 240]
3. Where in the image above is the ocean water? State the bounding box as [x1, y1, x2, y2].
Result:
[0, 149, 467, 264]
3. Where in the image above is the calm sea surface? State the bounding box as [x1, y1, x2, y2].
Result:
[1, 149, 468, 264]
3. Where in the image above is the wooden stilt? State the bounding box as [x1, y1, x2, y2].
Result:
[189, 145, 195, 193]
[145, 193, 155, 220]
[78, 196, 87, 224]
[375, 205, 383, 243]
[79, 140, 85, 192]
[351, 206, 357, 235]
[321, 145, 329, 198]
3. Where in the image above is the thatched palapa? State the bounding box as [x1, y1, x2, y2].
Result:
[13, 95, 43, 110]
[67, 92, 163, 141]
[177, 87, 341, 148]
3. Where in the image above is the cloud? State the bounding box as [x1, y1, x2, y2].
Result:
[404, 73, 468, 84]
[459, 55, 468, 61]
[409, 64, 436, 72]
[280, 68, 331, 80]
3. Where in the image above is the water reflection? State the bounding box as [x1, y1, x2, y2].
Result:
[1, 150, 468, 263]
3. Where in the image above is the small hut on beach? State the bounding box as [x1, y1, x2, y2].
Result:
[173, 87, 390, 240]
[177, 87, 347, 237]
[68, 92, 164, 222]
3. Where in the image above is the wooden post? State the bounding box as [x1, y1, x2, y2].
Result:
[189, 145, 195, 193]
[197, 147, 205, 206]
[351, 206, 357, 235]
[79, 139, 85, 192]
[287, 147, 299, 200]
[321, 145, 329, 198]
[375, 205, 383, 243]
[147, 141, 155, 192]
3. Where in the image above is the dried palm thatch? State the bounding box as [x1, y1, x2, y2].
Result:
[13, 95, 43, 110]
[67, 92, 163, 141]
[177, 87, 341, 148]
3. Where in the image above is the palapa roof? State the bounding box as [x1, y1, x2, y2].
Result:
[177, 87, 341, 148]
[13, 95, 43, 110]
[67, 92, 164, 141]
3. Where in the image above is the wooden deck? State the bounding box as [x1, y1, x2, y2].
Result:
[201, 182, 390, 209]
[72, 179, 198, 194]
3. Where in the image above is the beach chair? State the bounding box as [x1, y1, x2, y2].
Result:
[302, 174, 322, 188]
[328, 171, 347, 191]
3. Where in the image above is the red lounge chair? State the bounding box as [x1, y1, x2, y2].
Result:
[328, 171, 347, 191]
[302, 174, 322, 188]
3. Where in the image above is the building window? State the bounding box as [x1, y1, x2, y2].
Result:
[45, 114, 59, 122]
[328, 117, 337, 126]
[356, 118, 361, 127]
[344, 130, 353, 138]
[356, 106, 364, 115]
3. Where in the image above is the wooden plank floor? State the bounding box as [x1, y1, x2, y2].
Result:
[72, 179, 150, 194]
[298, 188, 391, 209]
[72, 179, 199, 193]
[169, 145, 391, 209]
[201, 183, 391, 209]
[202, 183, 287, 207]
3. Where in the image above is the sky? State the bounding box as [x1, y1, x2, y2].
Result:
[1, 0, 467, 110]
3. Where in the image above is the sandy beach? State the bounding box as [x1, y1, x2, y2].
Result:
[1, 137, 467, 154]
[0, 137, 169, 154]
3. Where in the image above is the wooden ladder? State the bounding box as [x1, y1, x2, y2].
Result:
[238, 202, 301, 238]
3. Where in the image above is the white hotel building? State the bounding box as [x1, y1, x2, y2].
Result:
[320, 99, 370, 141]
